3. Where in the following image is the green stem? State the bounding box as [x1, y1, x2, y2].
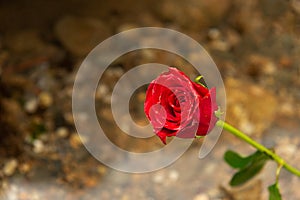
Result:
[216, 120, 300, 177]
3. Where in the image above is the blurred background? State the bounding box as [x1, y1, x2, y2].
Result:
[0, 0, 300, 199]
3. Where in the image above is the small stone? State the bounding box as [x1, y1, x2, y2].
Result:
[168, 170, 179, 181]
[279, 102, 294, 117]
[117, 23, 138, 32]
[5, 30, 44, 53]
[96, 84, 109, 100]
[106, 67, 124, 78]
[210, 40, 230, 51]
[24, 98, 38, 113]
[279, 55, 292, 68]
[33, 139, 45, 153]
[193, 193, 209, 200]
[248, 55, 277, 76]
[38, 92, 53, 108]
[226, 29, 241, 47]
[39, 134, 49, 142]
[208, 28, 221, 40]
[153, 173, 164, 184]
[225, 78, 278, 137]
[158, 0, 231, 29]
[99, 107, 114, 121]
[137, 92, 146, 103]
[64, 112, 74, 124]
[19, 163, 31, 174]
[121, 195, 130, 200]
[55, 16, 110, 56]
[97, 165, 107, 175]
[291, 0, 300, 14]
[140, 49, 156, 61]
[222, 179, 262, 200]
[56, 127, 69, 138]
[70, 134, 84, 149]
[240, 119, 255, 135]
[3, 159, 18, 176]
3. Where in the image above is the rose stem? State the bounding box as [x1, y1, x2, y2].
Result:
[216, 120, 300, 177]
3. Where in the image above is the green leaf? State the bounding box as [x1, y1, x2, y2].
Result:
[229, 151, 270, 186]
[268, 184, 282, 200]
[224, 150, 257, 169]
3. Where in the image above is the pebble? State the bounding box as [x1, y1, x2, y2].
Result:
[168, 170, 179, 181]
[24, 98, 38, 113]
[291, 0, 300, 14]
[69, 133, 84, 149]
[97, 165, 107, 175]
[222, 179, 262, 200]
[3, 159, 18, 176]
[248, 55, 276, 76]
[56, 127, 69, 138]
[5, 30, 45, 53]
[210, 40, 230, 51]
[158, 0, 231, 29]
[208, 28, 221, 40]
[137, 92, 146, 103]
[279, 102, 294, 117]
[193, 193, 209, 200]
[38, 92, 53, 108]
[96, 84, 109, 100]
[19, 163, 31, 174]
[225, 78, 278, 137]
[33, 139, 45, 153]
[106, 67, 124, 78]
[140, 49, 156, 61]
[64, 112, 74, 124]
[153, 173, 164, 184]
[117, 23, 138, 32]
[55, 16, 110, 56]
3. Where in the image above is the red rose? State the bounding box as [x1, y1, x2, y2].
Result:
[144, 67, 218, 144]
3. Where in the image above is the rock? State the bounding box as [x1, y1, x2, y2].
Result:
[209, 40, 230, 51]
[117, 23, 138, 32]
[208, 28, 221, 40]
[4, 30, 64, 63]
[153, 172, 164, 184]
[247, 55, 276, 77]
[157, 0, 231, 29]
[229, 0, 264, 35]
[222, 179, 262, 200]
[97, 165, 107, 175]
[55, 16, 110, 57]
[5, 30, 45, 53]
[291, 0, 300, 14]
[69, 133, 84, 149]
[38, 91, 53, 108]
[96, 84, 109, 100]
[24, 97, 38, 113]
[56, 127, 69, 138]
[225, 78, 278, 137]
[3, 159, 18, 176]
[279, 102, 294, 117]
[168, 170, 179, 181]
[33, 139, 45, 153]
[193, 193, 209, 200]
[64, 112, 74, 125]
[19, 163, 31, 174]
[279, 55, 292, 68]
[225, 29, 241, 47]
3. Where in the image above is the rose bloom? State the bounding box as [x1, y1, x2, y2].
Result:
[144, 67, 218, 144]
